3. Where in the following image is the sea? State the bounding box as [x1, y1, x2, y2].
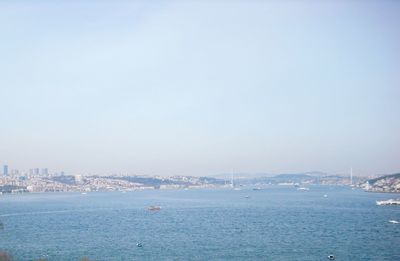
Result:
[0, 186, 399, 261]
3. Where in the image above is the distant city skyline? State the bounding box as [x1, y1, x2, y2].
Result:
[0, 162, 392, 178]
[0, 1, 399, 176]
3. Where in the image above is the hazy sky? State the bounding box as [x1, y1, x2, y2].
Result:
[0, 0, 399, 176]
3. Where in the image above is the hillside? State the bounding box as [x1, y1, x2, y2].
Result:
[361, 173, 400, 193]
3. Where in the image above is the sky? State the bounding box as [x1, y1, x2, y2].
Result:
[0, 0, 399, 176]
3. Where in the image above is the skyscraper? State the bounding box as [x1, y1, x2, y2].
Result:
[3, 165, 8, 176]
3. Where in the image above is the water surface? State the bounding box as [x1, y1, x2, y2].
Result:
[0, 186, 399, 260]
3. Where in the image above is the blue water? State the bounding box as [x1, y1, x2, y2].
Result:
[0, 186, 399, 260]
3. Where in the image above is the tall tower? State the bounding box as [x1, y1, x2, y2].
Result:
[3, 165, 8, 176]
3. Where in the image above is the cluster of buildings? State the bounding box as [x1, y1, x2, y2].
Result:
[359, 173, 400, 193]
[2, 163, 392, 194]
[1, 164, 66, 178]
[0, 163, 226, 193]
[0, 163, 78, 193]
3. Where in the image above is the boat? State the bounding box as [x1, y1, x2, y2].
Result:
[136, 242, 143, 247]
[376, 199, 400, 206]
[323, 194, 328, 198]
[297, 187, 309, 191]
[388, 220, 399, 224]
[148, 206, 161, 211]
[328, 254, 335, 260]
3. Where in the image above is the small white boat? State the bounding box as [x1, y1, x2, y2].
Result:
[327, 254, 335, 260]
[323, 194, 328, 198]
[388, 220, 399, 224]
[376, 199, 400, 206]
[297, 187, 309, 191]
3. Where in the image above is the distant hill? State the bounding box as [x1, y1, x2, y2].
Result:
[105, 175, 225, 188]
[253, 173, 318, 184]
[273, 174, 313, 179]
[212, 171, 327, 180]
[368, 173, 400, 185]
[361, 173, 400, 193]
